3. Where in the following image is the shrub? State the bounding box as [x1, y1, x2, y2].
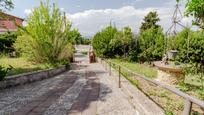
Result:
[0, 32, 18, 53]
[16, 1, 74, 64]
[137, 28, 165, 62]
[172, 29, 204, 66]
[92, 25, 117, 57]
[110, 27, 133, 57]
[14, 35, 33, 57]
[0, 65, 12, 80]
[0, 66, 7, 80]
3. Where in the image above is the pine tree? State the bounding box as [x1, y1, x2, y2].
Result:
[140, 11, 160, 32]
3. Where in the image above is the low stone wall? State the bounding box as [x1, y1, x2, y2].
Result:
[0, 65, 69, 89]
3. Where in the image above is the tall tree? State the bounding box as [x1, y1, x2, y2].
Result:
[140, 11, 160, 32]
[0, 0, 13, 12]
[111, 27, 133, 56]
[92, 25, 117, 57]
[185, 0, 204, 29]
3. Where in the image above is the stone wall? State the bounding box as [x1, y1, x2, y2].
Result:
[0, 65, 69, 89]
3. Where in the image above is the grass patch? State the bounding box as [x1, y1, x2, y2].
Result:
[110, 58, 157, 78]
[185, 74, 204, 87]
[0, 57, 52, 76]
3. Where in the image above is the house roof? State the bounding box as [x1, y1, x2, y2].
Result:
[0, 12, 24, 21]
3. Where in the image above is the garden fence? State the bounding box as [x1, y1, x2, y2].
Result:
[100, 58, 204, 115]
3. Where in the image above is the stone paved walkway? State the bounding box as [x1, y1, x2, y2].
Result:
[0, 53, 141, 115]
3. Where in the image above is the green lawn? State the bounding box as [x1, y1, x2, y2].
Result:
[110, 59, 158, 78]
[0, 57, 50, 76]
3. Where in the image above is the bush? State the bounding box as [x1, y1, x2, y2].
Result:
[16, 1, 74, 64]
[171, 29, 204, 66]
[0, 65, 12, 80]
[14, 35, 33, 57]
[81, 51, 88, 55]
[0, 66, 7, 80]
[137, 28, 165, 62]
[0, 32, 18, 53]
[92, 25, 117, 57]
[110, 27, 133, 57]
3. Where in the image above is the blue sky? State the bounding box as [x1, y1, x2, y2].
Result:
[7, 0, 191, 36]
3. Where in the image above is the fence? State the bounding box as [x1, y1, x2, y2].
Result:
[100, 58, 204, 115]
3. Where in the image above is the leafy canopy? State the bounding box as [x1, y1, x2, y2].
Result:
[185, 0, 204, 29]
[137, 28, 165, 62]
[16, 0, 74, 64]
[110, 27, 133, 56]
[137, 11, 164, 62]
[0, 0, 13, 12]
[92, 25, 117, 57]
[140, 11, 160, 32]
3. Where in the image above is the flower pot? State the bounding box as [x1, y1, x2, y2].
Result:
[167, 50, 178, 60]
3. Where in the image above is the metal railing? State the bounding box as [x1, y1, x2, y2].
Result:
[100, 58, 204, 115]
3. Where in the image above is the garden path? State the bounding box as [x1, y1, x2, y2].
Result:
[0, 52, 140, 115]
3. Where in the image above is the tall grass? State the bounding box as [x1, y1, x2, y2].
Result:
[110, 58, 157, 78]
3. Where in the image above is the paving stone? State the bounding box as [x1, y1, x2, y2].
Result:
[0, 52, 164, 115]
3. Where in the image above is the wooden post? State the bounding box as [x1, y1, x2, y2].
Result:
[109, 62, 111, 76]
[183, 99, 192, 115]
[119, 66, 121, 88]
[105, 61, 107, 70]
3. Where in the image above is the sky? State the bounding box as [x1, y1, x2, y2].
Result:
[7, 0, 193, 37]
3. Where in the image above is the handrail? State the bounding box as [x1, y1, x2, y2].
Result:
[101, 59, 204, 115]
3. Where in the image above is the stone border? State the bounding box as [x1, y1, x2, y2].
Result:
[0, 65, 70, 90]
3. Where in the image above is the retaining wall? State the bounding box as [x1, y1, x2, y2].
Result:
[0, 65, 69, 89]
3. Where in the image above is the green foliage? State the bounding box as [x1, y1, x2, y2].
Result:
[110, 58, 158, 78]
[0, 65, 7, 80]
[92, 25, 117, 57]
[0, 32, 18, 53]
[171, 29, 204, 65]
[14, 35, 33, 57]
[130, 11, 164, 62]
[81, 38, 91, 45]
[68, 29, 82, 44]
[69, 30, 91, 45]
[137, 28, 165, 62]
[81, 51, 88, 55]
[0, 57, 54, 76]
[16, 1, 74, 64]
[140, 11, 160, 32]
[110, 27, 133, 56]
[0, 65, 12, 80]
[185, 0, 204, 29]
[0, 0, 13, 12]
[92, 25, 134, 58]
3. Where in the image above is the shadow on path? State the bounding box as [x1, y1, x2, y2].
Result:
[68, 68, 112, 115]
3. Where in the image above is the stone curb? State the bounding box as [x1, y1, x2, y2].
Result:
[0, 65, 70, 90]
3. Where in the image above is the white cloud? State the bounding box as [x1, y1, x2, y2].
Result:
[24, 9, 32, 15]
[66, 5, 191, 36]
[60, 8, 65, 12]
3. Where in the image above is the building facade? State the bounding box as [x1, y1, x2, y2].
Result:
[0, 12, 24, 33]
